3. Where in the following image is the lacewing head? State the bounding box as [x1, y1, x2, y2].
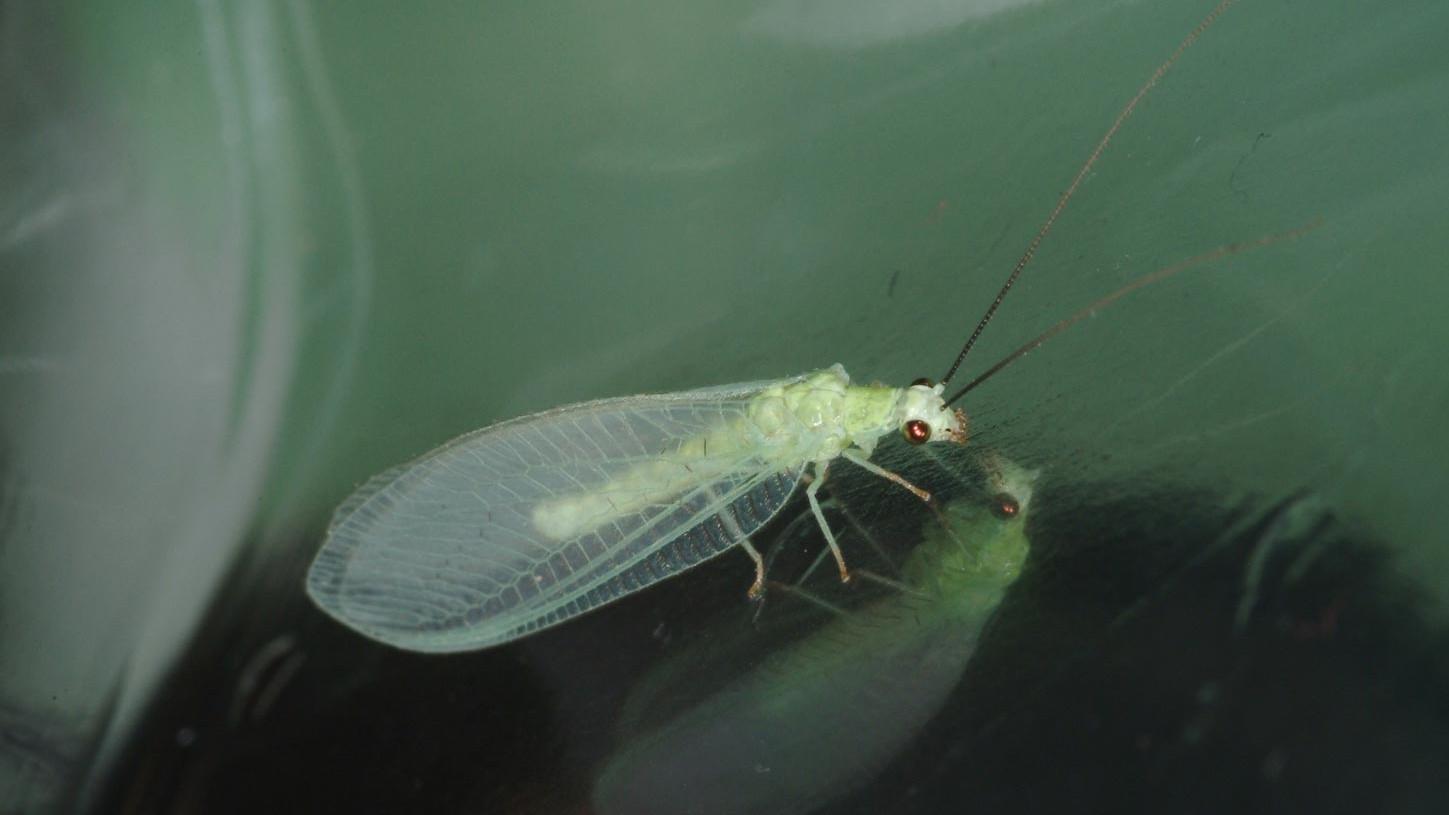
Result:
[897, 382, 967, 446]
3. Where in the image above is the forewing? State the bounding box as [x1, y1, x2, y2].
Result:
[307, 381, 806, 653]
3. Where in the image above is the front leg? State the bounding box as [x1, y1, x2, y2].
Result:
[840, 447, 932, 503]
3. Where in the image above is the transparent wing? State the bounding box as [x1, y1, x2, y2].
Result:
[307, 379, 809, 653]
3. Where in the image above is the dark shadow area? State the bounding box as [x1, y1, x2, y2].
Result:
[102, 454, 1449, 815]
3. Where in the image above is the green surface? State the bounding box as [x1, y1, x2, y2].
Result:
[3, 0, 1448, 807]
[291, 0, 1446, 578]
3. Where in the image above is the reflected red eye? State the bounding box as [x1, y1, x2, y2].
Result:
[991, 493, 1020, 520]
[903, 419, 931, 444]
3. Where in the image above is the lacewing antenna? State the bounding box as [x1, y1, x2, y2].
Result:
[938, 0, 1239, 387]
[942, 219, 1323, 406]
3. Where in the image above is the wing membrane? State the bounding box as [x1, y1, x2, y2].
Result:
[307, 379, 808, 652]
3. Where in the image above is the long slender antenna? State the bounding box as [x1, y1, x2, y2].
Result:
[938, 0, 1238, 387]
[942, 219, 1322, 406]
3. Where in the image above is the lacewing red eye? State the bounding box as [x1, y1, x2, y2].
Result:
[910, 377, 933, 388]
[903, 419, 931, 445]
[991, 493, 1020, 520]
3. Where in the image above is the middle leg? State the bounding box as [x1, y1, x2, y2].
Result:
[807, 461, 852, 583]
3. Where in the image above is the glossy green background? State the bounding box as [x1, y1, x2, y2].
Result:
[2, 0, 1446, 809]
[295, 0, 1447, 562]
[315, 0, 1444, 604]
